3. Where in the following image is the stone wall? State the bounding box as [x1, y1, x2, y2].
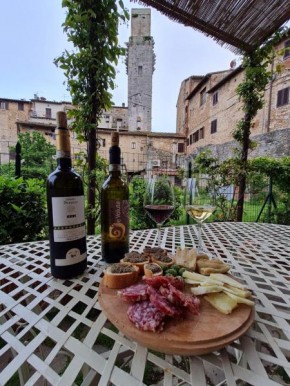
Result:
[177, 36, 290, 157]
[187, 128, 290, 163]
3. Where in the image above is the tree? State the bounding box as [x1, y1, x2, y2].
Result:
[54, 0, 129, 234]
[11, 131, 56, 180]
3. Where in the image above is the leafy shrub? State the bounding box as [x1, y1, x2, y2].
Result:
[0, 177, 47, 244]
[10, 132, 56, 180]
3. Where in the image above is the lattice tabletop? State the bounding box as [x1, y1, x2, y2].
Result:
[0, 223, 290, 386]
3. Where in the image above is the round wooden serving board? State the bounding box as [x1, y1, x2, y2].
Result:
[98, 281, 254, 356]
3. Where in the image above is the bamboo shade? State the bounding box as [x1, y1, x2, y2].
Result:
[134, 0, 290, 53]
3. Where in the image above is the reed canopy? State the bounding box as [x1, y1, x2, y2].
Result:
[135, 0, 290, 53]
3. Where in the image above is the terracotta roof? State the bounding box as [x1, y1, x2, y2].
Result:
[207, 66, 244, 93]
[0, 98, 31, 103]
[185, 70, 233, 100]
[136, 1, 290, 53]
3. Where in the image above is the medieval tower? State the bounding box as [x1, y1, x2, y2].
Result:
[126, 9, 155, 131]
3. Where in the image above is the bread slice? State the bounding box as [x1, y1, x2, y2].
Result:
[197, 258, 230, 275]
[151, 254, 174, 267]
[144, 263, 163, 278]
[120, 253, 149, 275]
[103, 265, 139, 289]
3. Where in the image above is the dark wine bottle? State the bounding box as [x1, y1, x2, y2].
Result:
[47, 111, 87, 279]
[101, 132, 129, 263]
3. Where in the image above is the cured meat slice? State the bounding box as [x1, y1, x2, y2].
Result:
[117, 283, 149, 302]
[147, 286, 183, 317]
[167, 283, 200, 315]
[143, 276, 184, 291]
[127, 300, 165, 332]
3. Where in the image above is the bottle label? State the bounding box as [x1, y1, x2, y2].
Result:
[108, 200, 129, 240]
[52, 196, 85, 242]
[109, 164, 121, 171]
[55, 249, 86, 266]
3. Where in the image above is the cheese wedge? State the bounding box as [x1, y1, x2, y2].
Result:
[204, 293, 238, 314]
[210, 273, 246, 290]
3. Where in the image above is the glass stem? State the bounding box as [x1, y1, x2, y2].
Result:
[157, 224, 161, 248]
[197, 222, 203, 252]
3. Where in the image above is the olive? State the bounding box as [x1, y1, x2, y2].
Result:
[161, 264, 169, 271]
[172, 265, 180, 272]
[166, 269, 177, 277]
[176, 276, 184, 281]
[165, 273, 173, 277]
[179, 267, 186, 275]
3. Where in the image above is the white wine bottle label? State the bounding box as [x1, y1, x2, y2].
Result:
[55, 249, 87, 266]
[52, 196, 85, 242]
[108, 200, 129, 240]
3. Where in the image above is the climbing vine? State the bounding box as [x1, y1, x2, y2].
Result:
[233, 27, 289, 220]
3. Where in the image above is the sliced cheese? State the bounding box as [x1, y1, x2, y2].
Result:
[223, 284, 251, 298]
[183, 271, 223, 285]
[210, 273, 246, 290]
[191, 285, 224, 295]
[225, 292, 255, 306]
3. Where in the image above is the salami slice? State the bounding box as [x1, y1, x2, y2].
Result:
[143, 276, 184, 291]
[127, 300, 165, 332]
[117, 283, 149, 302]
[167, 283, 200, 314]
[147, 286, 183, 317]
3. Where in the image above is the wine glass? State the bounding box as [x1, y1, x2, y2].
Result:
[144, 176, 175, 248]
[184, 177, 216, 255]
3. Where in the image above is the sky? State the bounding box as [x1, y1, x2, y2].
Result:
[0, 0, 239, 132]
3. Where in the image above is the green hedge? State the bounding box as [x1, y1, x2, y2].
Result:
[0, 177, 47, 245]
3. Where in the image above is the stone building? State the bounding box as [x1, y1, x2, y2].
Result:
[176, 36, 290, 159]
[126, 9, 155, 132]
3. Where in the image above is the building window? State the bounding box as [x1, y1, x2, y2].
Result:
[138, 66, 143, 76]
[200, 88, 206, 106]
[190, 134, 193, 145]
[178, 143, 185, 153]
[213, 91, 218, 105]
[117, 119, 122, 129]
[199, 127, 204, 139]
[137, 116, 141, 129]
[211, 119, 217, 134]
[193, 131, 199, 143]
[105, 115, 110, 123]
[186, 138, 189, 146]
[283, 40, 290, 60]
[277, 87, 289, 107]
[0, 101, 9, 110]
[18, 102, 24, 111]
[46, 108, 52, 118]
[131, 142, 136, 149]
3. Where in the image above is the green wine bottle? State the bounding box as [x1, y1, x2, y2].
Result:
[47, 111, 87, 279]
[101, 132, 129, 263]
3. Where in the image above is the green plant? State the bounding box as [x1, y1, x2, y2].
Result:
[10, 131, 56, 180]
[54, 0, 129, 234]
[0, 177, 47, 244]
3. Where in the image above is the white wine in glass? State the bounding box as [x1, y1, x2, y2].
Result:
[184, 178, 216, 254]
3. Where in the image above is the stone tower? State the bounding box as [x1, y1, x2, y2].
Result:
[126, 9, 155, 132]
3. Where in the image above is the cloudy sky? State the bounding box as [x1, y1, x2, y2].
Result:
[0, 0, 239, 132]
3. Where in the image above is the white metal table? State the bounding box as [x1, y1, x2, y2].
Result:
[0, 223, 290, 386]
